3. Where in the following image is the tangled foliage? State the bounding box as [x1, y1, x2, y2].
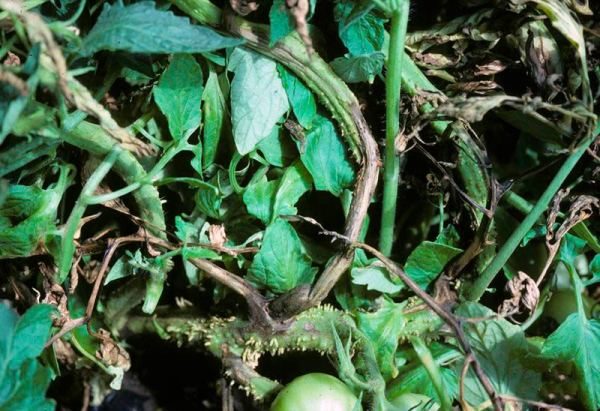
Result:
[0, 0, 599, 410]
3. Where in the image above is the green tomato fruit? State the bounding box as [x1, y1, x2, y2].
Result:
[389, 393, 440, 411]
[270, 373, 362, 411]
[543, 290, 593, 323]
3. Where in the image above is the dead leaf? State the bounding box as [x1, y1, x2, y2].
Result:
[96, 329, 131, 371]
[208, 224, 227, 248]
[230, 0, 259, 16]
[498, 271, 540, 318]
[3, 51, 20, 66]
[474, 60, 508, 76]
[42, 278, 69, 327]
[53, 339, 77, 366]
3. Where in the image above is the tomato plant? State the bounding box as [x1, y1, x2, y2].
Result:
[270, 373, 361, 411]
[1, 0, 599, 410]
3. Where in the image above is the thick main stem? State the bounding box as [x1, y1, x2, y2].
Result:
[465, 124, 599, 301]
[379, 2, 409, 256]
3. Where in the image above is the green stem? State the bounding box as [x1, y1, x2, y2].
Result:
[88, 140, 187, 205]
[379, 2, 409, 256]
[63, 120, 167, 238]
[58, 147, 121, 282]
[410, 336, 453, 411]
[465, 125, 599, 301]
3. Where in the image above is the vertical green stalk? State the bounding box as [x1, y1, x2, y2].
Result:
[465, 124, 599, 301]
[410, 336, 453, 411]
[58, 146, 121, 282]
[379, 0, 409, 256]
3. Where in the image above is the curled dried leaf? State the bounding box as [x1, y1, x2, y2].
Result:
[498, 271, 540, 318]
[230, 0, 259, 16]
[3, 51, 21, 66]
[209, 224, 227, 248]
[96, 329, 131, 370]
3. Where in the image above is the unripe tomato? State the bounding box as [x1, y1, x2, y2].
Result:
[543, 290, 594, 323]
[270, 373, 362, 411]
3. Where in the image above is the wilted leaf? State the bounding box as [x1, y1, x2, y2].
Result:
[257, 126, 297, 167]
[247, 219, 316, 293]
[404, 241, 462, 289]
[153, 54, 203, 141]
[351, 265, 403, 294]
[202, 68, 227, 169]
[229, 48, 289, 155]
[456, 303, 542, 407]
[278, 65, 317, 129]
[244, 161, 311, 224]
[330, 53, 385, 84]
[0, 304, 56, 411]
[81, 1, 243, 56]
[356, 297, 405, 380]
[300, 115, 355, 196]
[335, 0, 385, 55]
[542, 313, 600, 410]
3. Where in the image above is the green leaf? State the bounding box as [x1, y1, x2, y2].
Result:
[0, 172, 71, 259]
[0, 360, 54, 411]
[404, 242, 462, 289]
[81, 1, 243, 56]
[435, 225, 461, 248]
[247, 219, 316, 293]
[202, 68, 227, 169]
[533, 0, 586, 63]
[243, 161, 311, 224]
[257, 126, 297, 167]
[389, 343, 460, 404]
[456, 302, 542, 406]
[542, 314, 600, 410]
[229, 48, 289, 155]
[154, 54, 203, 141]
[589, 254, 600, 284]
[6, 304, 55, 369]
[330, 52, 385, 84]
[0, 44, 40, 145]
[269, 0, 295, 45]
[194, 181, 223, 220]
[277, 65, 317, 129]
[243, 176, 278, 224]
[269, 0, 316, 45]
[300, 115, 355, 196]
[351, 265, 403, 294]
[356, 297, 406, 380]
[0, 304, 55, 411]
[335, 0, 385, 55]
[558, 234, 587, 268]
[104, 255, 131, 285]
[271, 161, 312, 221]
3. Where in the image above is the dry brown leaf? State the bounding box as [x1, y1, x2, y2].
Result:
[230, 0, 259, 15]
[3, 51, 20, 66]
[498, 271, 540, 318]
[208, 224, 227, 248]
[96, 329, 131, 371]
[474, 60, 508, 76]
